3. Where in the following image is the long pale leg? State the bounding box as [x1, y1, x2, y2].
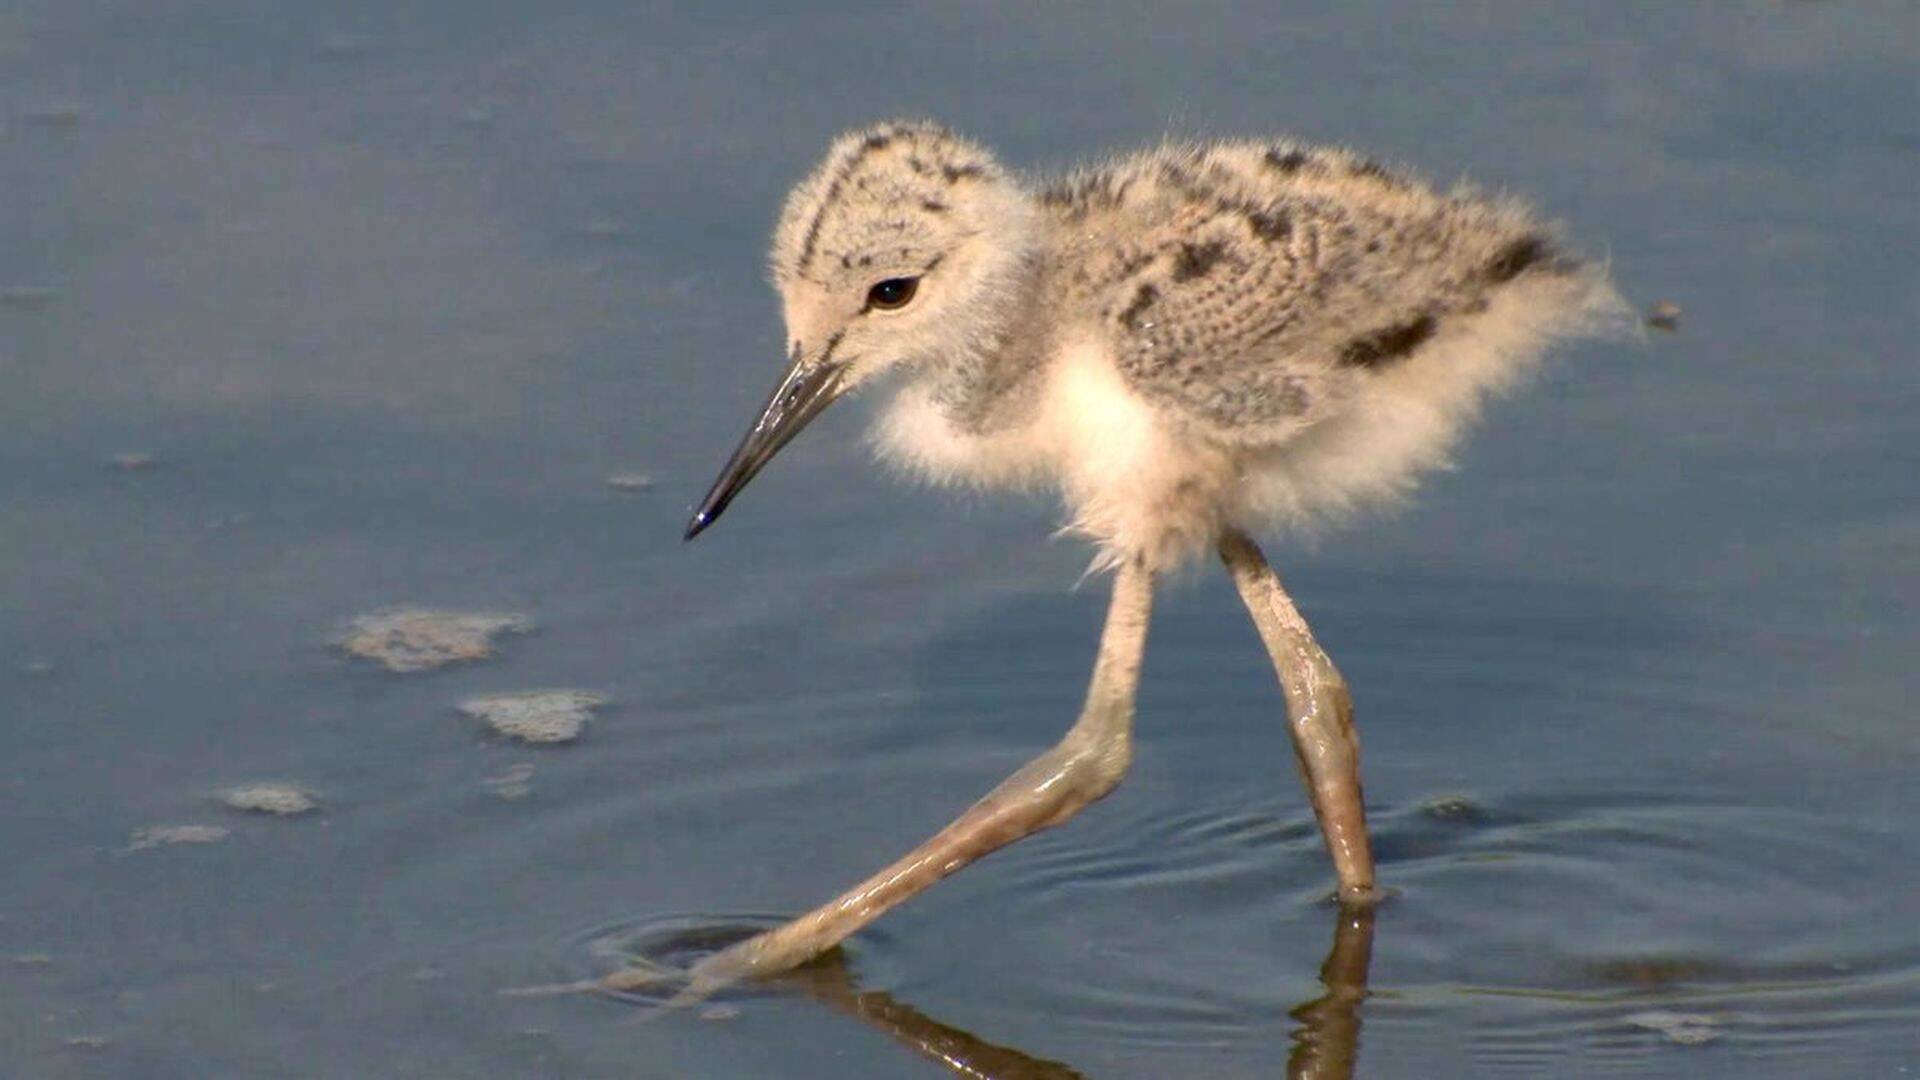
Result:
[1218, 530, 1377, 902]
[631, 558, 1156, 997]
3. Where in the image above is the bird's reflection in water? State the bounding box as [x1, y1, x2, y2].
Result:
[1284, 905, 1374, 1080]
[769, 904, 1375, 1080]
[773, 957, 1085, 1080]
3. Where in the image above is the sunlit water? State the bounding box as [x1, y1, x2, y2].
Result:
[4, 2, 1916, 1077]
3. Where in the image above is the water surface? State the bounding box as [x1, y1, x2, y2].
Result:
[3, 2, 1917, 1077]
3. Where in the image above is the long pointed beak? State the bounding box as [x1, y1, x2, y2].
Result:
[684, 351, 847, 540]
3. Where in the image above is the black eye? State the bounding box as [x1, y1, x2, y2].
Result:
[865, 277, 919, 311]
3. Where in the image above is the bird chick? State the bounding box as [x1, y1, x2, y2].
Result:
[692, 120, 1624, 572]
[670, 120, 1624, 995]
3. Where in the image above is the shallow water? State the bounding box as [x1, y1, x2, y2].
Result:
[4, 2, 1917, 1077]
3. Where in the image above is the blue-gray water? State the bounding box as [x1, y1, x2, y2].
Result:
[4, 3, 1917, 1077]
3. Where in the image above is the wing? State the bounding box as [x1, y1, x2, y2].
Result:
[1046, 141, 1593, 443]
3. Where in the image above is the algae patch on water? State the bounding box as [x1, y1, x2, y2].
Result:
[460, 691, 603, 744]
[338, 608, 529, 673]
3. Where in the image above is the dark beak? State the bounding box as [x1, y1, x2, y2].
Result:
[684, 352, 847, 540]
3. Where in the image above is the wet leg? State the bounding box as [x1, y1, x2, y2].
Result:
[626, 558, 1156, 997]
[1218, 530, 1377, 902]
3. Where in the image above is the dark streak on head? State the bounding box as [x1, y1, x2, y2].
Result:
[942, 162, 985, 183]
[1172, 240, 1226, 282]
[816, 329, 847, 367]
[920, 198, 948, 213]
[1118, 283, 1159, 331]
[1338, 312, 1437, 368]
[1484, 235, 1550, 283]
[796, 133, 900, 274]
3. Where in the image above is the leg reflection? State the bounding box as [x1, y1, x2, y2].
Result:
[767, 901, 1374, 1080]
[774, 950, 1085, 1080]
[1286, 903, 1376, 1080]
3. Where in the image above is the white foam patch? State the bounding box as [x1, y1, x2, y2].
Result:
[337, 608, 530, 673]
[460, 690, 604, 744]
[220, 783, 319, 816]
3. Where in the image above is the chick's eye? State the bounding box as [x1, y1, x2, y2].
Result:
[865, 277, 919, 311]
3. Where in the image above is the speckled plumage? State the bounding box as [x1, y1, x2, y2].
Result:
[664, 122, 1628, 993]
[1049, 140, 1580, 436]
[760, 121, 1624, 571]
